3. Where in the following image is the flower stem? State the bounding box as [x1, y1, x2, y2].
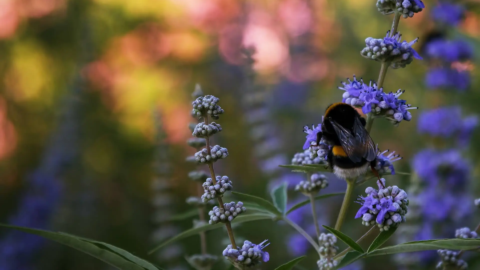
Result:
[369, 11, 401, 134]
[365, 113, 375, 134]
[204, 115, 237, 248]
[284, 216, 320, 252]
[306, 173, 321, 241]
[334, 178, 356, 231]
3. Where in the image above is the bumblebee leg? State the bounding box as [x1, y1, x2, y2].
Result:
[316, 131, 323, 145]
[370, 162, 385, 188]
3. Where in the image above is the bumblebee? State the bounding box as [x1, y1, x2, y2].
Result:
[317, 103, 378, 179]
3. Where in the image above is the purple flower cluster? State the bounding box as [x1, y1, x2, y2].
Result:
[417, 107, 478, 145]
[374, 149, 402, 175]
[425, 39, 473, 63]
[339, 76, 417, 124]
[361, 31, 422, 68]
[431, 2, 465, 26]
[413, 149, 470, 188]
[412, 148, 473, 261]
[425, 68, 470, 91]
[355, 179, 409, 231]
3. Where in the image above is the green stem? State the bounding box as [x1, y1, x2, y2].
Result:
[334, 178, 356, 231]
[284, 217, 320, 252]
[390, 11, 401, 36]
[307, 173, 321, 241]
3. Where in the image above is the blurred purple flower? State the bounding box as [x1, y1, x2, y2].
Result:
[425, 68, 470, 91]
[431, 2, 465, 26]
[417, 107, 478, 144]
[413, 149, 470, 188]
[425, 39, 473, 63]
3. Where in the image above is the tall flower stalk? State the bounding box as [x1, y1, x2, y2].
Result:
[151, 111, 186, 270]
[332, 0, 423, 232]
[191, 91, 269, 269]
[185, 85, 218, 270]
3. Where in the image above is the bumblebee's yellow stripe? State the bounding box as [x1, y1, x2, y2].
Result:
[332, 145, 348, 157]
[325, 102, 345, 117]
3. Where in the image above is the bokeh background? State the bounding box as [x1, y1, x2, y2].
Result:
[0, 0, 479, 269]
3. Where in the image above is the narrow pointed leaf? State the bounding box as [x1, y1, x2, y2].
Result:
[280, 164, 329, 172]
[367, 226, 397, 253]
[335, 251, 365, 269]
[323, 225, 364, 253]
[160, 209, 197, 223]
[367, 238, 480, 257]
[271, 183, 288, 215]
[149, 213, 274, 254]
[231, 191, 281, 216]
[274, 256, 306, 270]
[286, 193, 345, 215]
[0, 224, 159, 270]
[64, 234, 160, 270]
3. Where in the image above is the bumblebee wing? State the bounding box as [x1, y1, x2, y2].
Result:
[353, 117, 377, 162]
[328, 119, 363, 163]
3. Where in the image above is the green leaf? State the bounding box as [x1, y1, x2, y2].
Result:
[67, 235, 160, 270]
[279, 164, 329, 172]
[231, 191, 281, 216]
[271, 183, 288, 215]
[367, 226, 396, 253]
[367, 238, 480, 257]
[0, 224, 160, 270]
[274, 256, 306, 270]
[161, 209, 197, 223]
[286, 193, 345, 215]
[149, 213, 274, 254]
[335, 251, 365, 269]
[323, 225, 364, 253]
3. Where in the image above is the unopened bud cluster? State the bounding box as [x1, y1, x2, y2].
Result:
[455, 227, 478, 239]
[209, 202, 246, 224]
[361, 31, 421, 69]
[295, 174, 329, 195]
[186, 254, 218, 270]
[192, 95, 225, 119]
[317, 233, 339, 270]
[376, 0, 425, 18]
[223, 240, 270, 268]
[194, 145, 229, 163]
[201, 176, 233, 202]
[193, 122, 222, 138]
[292, 149, 327, 165]
[355, 180, 409, 231]
[436, 250, 467, 270]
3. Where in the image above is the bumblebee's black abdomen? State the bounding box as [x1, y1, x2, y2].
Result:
[322, 103, 364, 146]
